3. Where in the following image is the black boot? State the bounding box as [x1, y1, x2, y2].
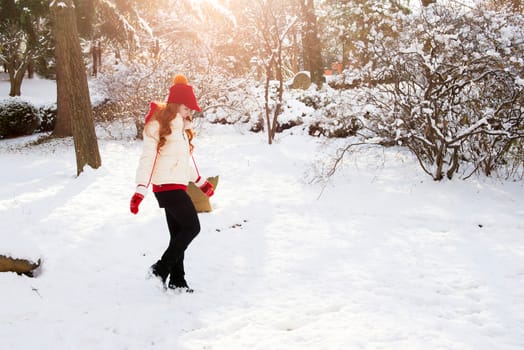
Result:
[167, 256, 193, 292]
[148, 260, 169, 286]
[168, 277, 194, 293]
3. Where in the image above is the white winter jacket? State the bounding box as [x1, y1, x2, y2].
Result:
[135, 114, 200, 188]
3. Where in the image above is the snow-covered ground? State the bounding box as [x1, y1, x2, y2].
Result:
[1, 78, 524, 349]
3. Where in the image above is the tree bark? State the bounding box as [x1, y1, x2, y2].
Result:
[51, 0, 101, 176]
[52, 64, 73, 137]
[6, 60, 28, 97]
[92, 42, 98, 77]
[8, 70, 21, 96]
[27, 62, 34, 79]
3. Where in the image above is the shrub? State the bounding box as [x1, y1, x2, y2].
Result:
[0, 99, 40, 139]
[293, 88, 363, 138]
[343, 5, 524, 180]
[308, 117, 362, 138]
[37, 103, 57, 132]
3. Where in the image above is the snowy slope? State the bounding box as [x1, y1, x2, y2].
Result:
[1, 79, 524, 350]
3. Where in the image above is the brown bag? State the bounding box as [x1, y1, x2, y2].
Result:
[187, 176, 219, 213]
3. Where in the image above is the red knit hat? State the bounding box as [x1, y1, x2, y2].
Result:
[166, 74, 201, 112]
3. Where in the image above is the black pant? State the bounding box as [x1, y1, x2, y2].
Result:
[154, 190, 200, 282]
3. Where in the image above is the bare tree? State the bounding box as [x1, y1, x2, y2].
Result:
[248, 0, 298, 144]
[51, 0, 101, 176]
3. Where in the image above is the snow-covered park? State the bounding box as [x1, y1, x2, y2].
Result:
[1, 77, 523, 349]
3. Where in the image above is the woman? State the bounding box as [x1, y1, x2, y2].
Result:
[130, 74, 214, 293]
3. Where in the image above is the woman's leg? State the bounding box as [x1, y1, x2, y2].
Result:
[159, 191, 200, 286]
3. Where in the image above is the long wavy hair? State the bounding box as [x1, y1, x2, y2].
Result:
[146, 102, 194, 153]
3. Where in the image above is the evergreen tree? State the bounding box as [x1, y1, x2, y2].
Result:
[0, 0, 50, 96]
[298, 0, 324, 88]
[75, 0, 97, 39]
[319, 0, 408, 72]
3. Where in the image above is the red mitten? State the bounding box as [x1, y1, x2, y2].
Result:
[130, 193, 143, 214]
[199, 181, 214, 197]
[195, 176, 214, 197]
[130, 185, 147, 214]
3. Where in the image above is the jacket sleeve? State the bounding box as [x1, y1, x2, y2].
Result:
[144, 101, 159, 124]
[135, 122, 159, 186]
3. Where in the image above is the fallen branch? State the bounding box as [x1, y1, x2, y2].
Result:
[0, 255, 41, 277]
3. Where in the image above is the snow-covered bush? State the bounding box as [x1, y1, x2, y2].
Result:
[294, 87, 364, 138]
[340, 4, 524, 180]
[0, 98, 40, 138]
[37, 103, 57, 132]
[198, 76, 261, 131]
[201, 79, 365, 138]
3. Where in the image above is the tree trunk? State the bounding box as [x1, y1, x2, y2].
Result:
[7, 63, 27, 97]
[341, 40, 349, 72]
[97, 41, 102, 72]
[51, 0, 101, 176]
[92, 42, 98, 77]
[271, 51, 284, 141]
[264, 69, 273, 145]
[291, 28, 299, 72]
[299, 0, 324, 88]
[52, 65, 73, 137]
[27, 62, 34, 79]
